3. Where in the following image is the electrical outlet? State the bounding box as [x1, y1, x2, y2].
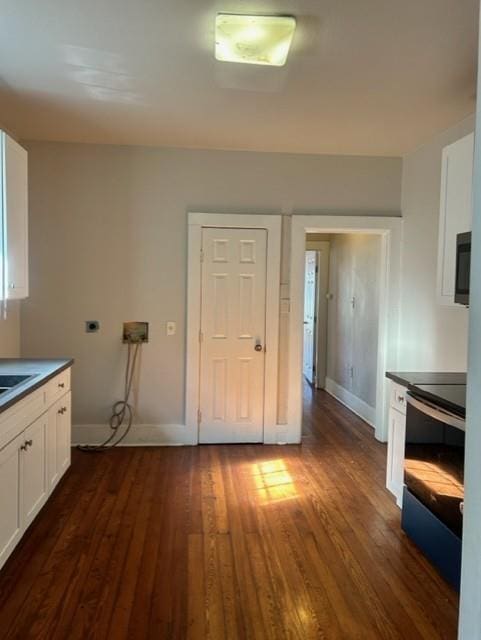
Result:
[166, 321, 176, 336]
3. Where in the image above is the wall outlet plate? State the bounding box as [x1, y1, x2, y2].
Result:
[123, 321, 149, 343]
[85, 320, 100, 333]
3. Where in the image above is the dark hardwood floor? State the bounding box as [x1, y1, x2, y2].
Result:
[0, 386, 458, 639]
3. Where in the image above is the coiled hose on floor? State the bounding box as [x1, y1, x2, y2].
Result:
[78, 340, 141, 452]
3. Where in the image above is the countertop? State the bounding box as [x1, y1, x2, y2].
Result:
[385, 371, 467, 387]
[0, 358, 73, 414]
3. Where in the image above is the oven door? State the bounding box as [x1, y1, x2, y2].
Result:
[405, 393, 465, 537]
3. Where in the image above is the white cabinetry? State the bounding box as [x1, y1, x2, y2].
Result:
[386, 381, 407, 507]
[0, 368, 71, 571]
[437, 132, 474, 306]
[22, 414, 48, 528]
[0, 433, 23, 569]
[47, 392, 71, 492]
[1, 132, 28, 300]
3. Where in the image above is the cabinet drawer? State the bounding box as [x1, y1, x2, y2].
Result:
[390, 382, 407, 415]
[47, 369, 71, 406]
[0, 387, 47, 451]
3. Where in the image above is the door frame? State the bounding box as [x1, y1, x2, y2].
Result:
[186, 212, 282, 445]
[288, 215, 403, 443]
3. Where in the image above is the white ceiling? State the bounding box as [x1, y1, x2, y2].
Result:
[0, 0, 478, 156]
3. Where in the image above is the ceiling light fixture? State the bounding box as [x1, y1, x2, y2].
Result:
[215, 14, 296, 67]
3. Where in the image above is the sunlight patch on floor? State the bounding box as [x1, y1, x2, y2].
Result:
[251, 459, 298, 504]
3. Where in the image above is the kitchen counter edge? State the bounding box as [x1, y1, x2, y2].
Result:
[0, 358, 73, 415]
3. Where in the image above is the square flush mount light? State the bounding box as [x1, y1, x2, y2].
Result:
[215, 14, 296, 67]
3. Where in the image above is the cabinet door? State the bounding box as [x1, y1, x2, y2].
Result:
[386, 407, 406, 507]
[0, 433, 23, 570]
[437, 133, 474, 306]
[57, 392, 71, 477]
[1, 132, 28, 300]
[22, 415, 48, 528]
[47, 392, 71, 491]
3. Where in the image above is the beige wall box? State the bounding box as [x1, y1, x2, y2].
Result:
[123, 322, 149, 343]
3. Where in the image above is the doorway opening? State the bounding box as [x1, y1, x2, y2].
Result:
[303, 233, 382, 429]
[302, 237, 330, 390]
[288, 215, 402, 444]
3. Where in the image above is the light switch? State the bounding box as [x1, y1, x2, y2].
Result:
[166, 321, 176, 336]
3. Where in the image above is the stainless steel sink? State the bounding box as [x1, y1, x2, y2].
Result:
[0, 374, 34, 395]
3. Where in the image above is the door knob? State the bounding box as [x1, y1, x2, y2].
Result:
[254, 344, 263, 352]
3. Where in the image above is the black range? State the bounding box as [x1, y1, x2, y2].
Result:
[386, 371, 467, 590]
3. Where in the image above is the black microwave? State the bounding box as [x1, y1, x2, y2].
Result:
[455, 231, 471, 306]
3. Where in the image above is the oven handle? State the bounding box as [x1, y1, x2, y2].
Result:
[406, 393, 466, 432]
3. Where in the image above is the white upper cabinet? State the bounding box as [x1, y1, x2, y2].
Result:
[1, 132, 28, 300]
[437, 132, 474, 306]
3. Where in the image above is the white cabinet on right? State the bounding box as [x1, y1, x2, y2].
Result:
[437, 132, 474, 306]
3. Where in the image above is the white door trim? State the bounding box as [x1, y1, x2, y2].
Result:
[288, 215, 403, 443]
[186, 213, 282, 445]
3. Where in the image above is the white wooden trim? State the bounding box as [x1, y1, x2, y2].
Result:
[186, 213, 282, 444]
[325, 377, 376, 427]
[288, 215, 402, 443]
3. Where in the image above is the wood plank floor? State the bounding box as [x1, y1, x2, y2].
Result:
[0, 386, 458, 639]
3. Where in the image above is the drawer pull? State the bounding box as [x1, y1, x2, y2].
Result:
[397, 395, 405, 403]
[58, 407, 66, 415]
[58, 382, 65, 389]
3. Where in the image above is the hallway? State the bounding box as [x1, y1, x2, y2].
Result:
[0, 388, 458, 639]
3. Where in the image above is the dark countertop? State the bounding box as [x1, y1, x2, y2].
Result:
[0, 358, 73, 414]
[385, 371, 467, 387]
[410, 383, 467, 418]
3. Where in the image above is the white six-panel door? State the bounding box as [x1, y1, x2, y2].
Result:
[199, 228, 267, 443]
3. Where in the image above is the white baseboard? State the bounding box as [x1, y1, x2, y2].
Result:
[324, 378, 376, 428]
[72, 423, 195, 447]
[73, 423, 296, 446]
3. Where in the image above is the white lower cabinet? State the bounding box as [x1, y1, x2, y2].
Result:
[386, 381, 407, 508]
[0, 368, 71, 571]
[0, 433, 23, 569]
[47, 392, 71, 491]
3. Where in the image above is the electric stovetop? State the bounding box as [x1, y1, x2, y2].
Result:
[410, 383, 467, 418]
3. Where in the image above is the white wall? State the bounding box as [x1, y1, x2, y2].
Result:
[326, 234, 380, 416]
[21, 141, 401, 440]
[459, 9, 481, 636]
[400, 115, 475, 371]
